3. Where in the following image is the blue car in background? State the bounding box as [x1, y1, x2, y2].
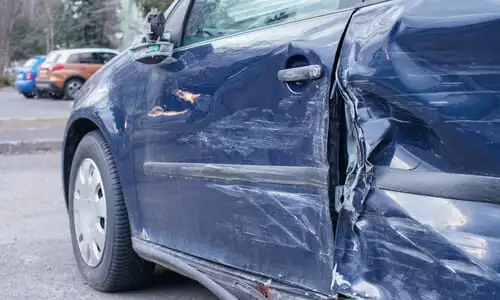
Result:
[14, 56, 45, 98]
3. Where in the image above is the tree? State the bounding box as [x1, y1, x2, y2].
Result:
[10, 0, 66, 59]
[61, 0, 121, 48]
[2, 0, 127, 74]
[135, 0, 174, 16]
[0, 0, 22, 74]
[37, 0, 64, 53]
[9, 17, 47, 61]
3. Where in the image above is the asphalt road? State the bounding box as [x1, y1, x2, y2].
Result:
[0, 88, 72, 120]
[0, 88, 69, 146]
[0, 152, 216, 299]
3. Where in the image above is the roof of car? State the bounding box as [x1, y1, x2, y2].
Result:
[50, 48, 120, 55]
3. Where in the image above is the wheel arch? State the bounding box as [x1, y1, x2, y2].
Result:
[63, 117, 100, 208]
[62, 110, 142, 236]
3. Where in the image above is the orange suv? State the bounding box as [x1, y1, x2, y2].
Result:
[36, 48, 119, 100]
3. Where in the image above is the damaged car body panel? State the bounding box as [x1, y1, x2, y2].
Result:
[130, 2, 355, 297]
[335, 0, 500, 298]
[62, 0, 500, 298]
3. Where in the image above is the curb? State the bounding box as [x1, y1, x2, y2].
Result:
[0, 139, 63, 155]
[0, 117, 67, 131]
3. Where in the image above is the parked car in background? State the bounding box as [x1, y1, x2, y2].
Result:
[36, 48, 119, 100]
[13, 56, 45, 98]
[61, 0, 500, 299]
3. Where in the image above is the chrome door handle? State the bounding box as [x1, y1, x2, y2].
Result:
[277, 65, 323, 82]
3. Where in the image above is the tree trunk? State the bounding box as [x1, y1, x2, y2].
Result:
[0, 0, 22, 75]
[50, 24, 55, 50]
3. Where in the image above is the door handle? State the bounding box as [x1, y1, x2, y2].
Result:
[277, 64, 323, 82]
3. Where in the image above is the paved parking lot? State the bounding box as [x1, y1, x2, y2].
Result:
[0, 153, 216, 299]
[0, 88, 72, 120]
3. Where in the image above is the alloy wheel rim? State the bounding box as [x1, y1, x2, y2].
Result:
[73, 158, 107, 267]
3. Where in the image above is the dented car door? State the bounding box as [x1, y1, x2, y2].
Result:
[130, 0, 358, 296]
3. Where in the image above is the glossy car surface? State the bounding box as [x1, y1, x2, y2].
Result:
[62, 0, 500, 299]
[37, 48, 118, 99]
[14, 56, 45, 98]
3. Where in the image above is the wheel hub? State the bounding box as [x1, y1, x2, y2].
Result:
[73, 158, 107, 267]
[67, 81, 82, 98]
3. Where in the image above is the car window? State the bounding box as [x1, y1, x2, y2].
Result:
[93, 52, 117, 64]
[183, 0, 341, 46]
[23, 58, 38, 68]
[45, 52, 60, 63]
[68, 53, 103, 64]
[68, 53, 87, 64]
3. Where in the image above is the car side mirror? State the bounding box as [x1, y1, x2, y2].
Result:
[131, 8, 175, 65]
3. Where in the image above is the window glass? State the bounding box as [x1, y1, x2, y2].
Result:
[183, 0, 341, 46]
[96, 52, 117, 64]
[23, 58, 38, 68]
[68, 54, 82, 64]
[90, 53, 105, 64]
[68, 53, 101, 64]
[45, 52, 60, 63]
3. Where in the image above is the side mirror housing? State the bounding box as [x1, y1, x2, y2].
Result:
[131, 8, 175, 65]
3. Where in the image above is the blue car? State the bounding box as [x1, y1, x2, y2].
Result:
[61, 0, 500, 299]
[14, 55, 45, 98]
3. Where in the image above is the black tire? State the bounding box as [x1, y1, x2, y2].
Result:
[22, 92, 35, 99]
[64, 78, 84, 100]
[68, 131, 154, 292]
[36, 89, 46, 99]
[50, 92, 64, 100]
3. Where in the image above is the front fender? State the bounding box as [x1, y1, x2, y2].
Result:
[62, 52, 142, 235]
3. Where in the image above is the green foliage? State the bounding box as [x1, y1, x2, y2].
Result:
[0, 75, 13, 88]
[9, 0, 139, 60]
[9, 17, 47, 61]
[135, 0, 175, 16]
[61, 0, 120, 48]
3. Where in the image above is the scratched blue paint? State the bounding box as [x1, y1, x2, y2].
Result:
[62, 0, 500, 298]
[335, 0, 500, 299]
[129, 11, 353, 295]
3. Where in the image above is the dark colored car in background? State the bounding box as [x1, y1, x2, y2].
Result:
[61, 0, 500, 299]
[14, 55, 45, 98]
[36, 48, 118, 100]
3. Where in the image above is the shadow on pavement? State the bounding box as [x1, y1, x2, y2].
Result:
[117, 266, 217, 299]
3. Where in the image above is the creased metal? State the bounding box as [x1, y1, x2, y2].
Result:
[335, 0, 500, 299]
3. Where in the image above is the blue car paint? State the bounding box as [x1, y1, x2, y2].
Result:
[335, 0, 500, 299]
[63, 0, 500, 298]
[64, 55, 138, 231]
[130, 10, 353, 295]
[14, 56, 45, 94]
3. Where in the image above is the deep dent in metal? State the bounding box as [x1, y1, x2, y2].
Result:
[335, 0, 500, 299]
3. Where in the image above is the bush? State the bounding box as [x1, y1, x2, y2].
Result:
[0, 75, 13, 88]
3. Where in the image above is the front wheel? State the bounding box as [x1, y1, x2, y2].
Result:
[68, 131, 154, 292]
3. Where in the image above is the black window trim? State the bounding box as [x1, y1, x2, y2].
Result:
[164, 0, 192, 48]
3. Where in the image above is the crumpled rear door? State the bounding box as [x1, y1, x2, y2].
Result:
[334, 0, 500, 299]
